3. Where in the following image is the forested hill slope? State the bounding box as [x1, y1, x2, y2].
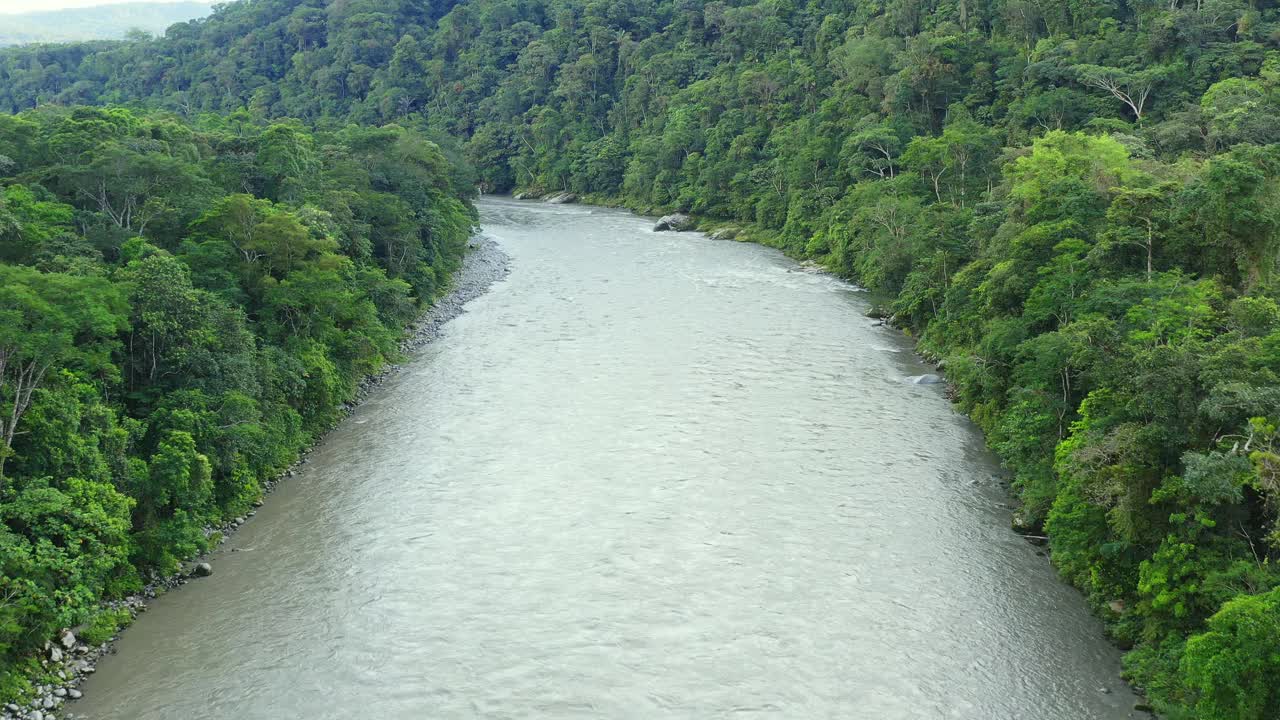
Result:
[3, 0, 1280, 717]
[0, 110, 475, 705]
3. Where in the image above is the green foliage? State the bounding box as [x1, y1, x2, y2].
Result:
[1180, 588, 1280, 720]
[0, 105, 475, 679]
[78, 606, 132, 646]
[0, 0, 1279, 714]
[0, 475, 134, 663]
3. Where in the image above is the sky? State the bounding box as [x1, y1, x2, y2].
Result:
[0, 0, 198, 13]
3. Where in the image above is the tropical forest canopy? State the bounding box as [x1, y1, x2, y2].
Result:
[2, 0, 1280, 717]
[0, 103, 474, 696]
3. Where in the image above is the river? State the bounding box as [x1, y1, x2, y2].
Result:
[76, 198, 1141, 719]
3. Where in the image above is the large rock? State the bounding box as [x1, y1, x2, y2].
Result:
[543, 191, 577, 204]
[59, 630, 76, 650]
[1011, 511, 1037, 534]
[48, 646, 62, 663]
[512, 190, 542, 201]
[654, 213, 693, 232]
[911, 374, 943, 385]
[192, 562, 213, 577]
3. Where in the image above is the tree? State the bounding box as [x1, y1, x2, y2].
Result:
[1075, 64, 1168, 123]
[0, 266, 126, 481]
[1184, 144, 1280, 291]
[0, 185, 75, 266]
[1102, 179, 1180, 281]
[1180, 587, 1280, 720]
[189, 195, 336, 281]
[1200, 78, 1280, 150]
[256, 124, 318, 202]
[842, 118, 903, 180]
[55, 143, 205, 237]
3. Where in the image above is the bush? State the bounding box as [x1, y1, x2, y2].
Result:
[79, 607, 133, 646]
[1179, 587, 1280, 720]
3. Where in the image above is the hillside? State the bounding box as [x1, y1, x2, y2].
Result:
[0, 2, 213, 46]
[2, 0, 1280, 717]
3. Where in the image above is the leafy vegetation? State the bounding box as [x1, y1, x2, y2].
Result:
[2, 0, 1280, 715]
[0, 105, 475, 691]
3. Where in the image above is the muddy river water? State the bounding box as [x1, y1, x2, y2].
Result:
[78, 198, 1140, 719]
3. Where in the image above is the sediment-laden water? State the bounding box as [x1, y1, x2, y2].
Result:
[77, 198, 1141, 719]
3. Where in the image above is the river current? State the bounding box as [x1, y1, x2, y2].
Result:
[77, 198, 1140, 719]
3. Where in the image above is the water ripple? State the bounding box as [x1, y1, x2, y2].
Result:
[78, 199, 1137, 720]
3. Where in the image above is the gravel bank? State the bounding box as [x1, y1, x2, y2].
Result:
[345, 235, 512, 406]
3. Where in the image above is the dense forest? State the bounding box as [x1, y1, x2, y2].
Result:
[0, 106, 475, 697]
[2, 0, 1280, 717]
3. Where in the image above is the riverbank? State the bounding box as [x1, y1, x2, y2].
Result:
[504, 190, 1157, 713]
[0, 236, 511, 720]
[67, 197, 1141, 718]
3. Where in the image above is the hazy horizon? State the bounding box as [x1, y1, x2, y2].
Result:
[0, 0, 204, 14]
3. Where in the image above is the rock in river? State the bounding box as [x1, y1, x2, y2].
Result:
[192, 562, 213, 577]
[654, 213, 693, 232]
[911, 374, 943, 385]
[543, 191, 577, 204]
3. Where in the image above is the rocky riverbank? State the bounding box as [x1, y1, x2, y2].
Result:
[344, 235, 512, 408]
[0, 235, 511, 720]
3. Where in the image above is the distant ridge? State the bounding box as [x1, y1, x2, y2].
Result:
[0, 2, 214, 46]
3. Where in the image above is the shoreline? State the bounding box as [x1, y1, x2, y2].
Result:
[1, 235, 511, 720]
[502, 191, 1154, 712]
